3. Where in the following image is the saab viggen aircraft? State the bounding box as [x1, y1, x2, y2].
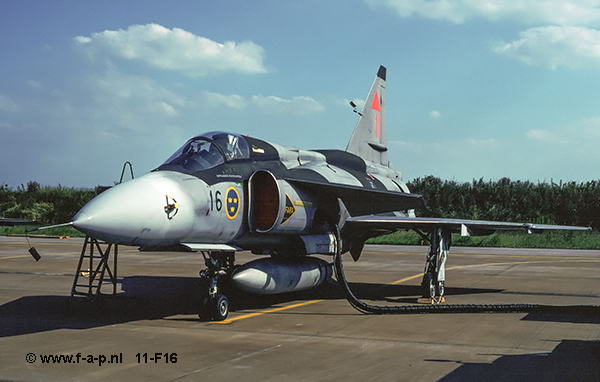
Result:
[45, 66, 590, 320]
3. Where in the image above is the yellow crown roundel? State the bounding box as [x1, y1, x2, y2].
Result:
[225, 186, 240, 220]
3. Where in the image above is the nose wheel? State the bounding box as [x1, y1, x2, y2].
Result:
[199, 293, 229, 321]
[198, 251, 235, 321]
[212, 294, 229, 321]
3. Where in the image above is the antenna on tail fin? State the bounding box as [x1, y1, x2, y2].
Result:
[346, 65, 388, 166]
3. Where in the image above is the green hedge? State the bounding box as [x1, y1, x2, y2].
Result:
[408, 176, 600, 229]
[0, 181, 97, 224]
[366, 176, 600, 249]
[367, 229, 600, 249]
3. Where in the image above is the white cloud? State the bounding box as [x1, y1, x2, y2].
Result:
[75, 23, 267, 77]
[367, 0, 600, 26]
[429, 110, 441, 119]
[251, 95, 325, 114]
[494, 26, 600, 69]
[154, 101, 178, 116]
[83, 68, 187, 134]
[27, 80, 43, 89]
[390, 137, 498, 152]
[368, 1, 600, 71]
[527, 117, 600, 143]
[526, 128, 564, 143]
[0, 94, 20, 112]
[580, 117, 600, 139]
[201, 91, 247, 109]
[92, 67, 185, 106]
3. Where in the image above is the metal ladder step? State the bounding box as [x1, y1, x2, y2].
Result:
[70, 236, 118, 300]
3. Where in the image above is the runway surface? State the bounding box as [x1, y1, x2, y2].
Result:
[1, 236, 599, 381]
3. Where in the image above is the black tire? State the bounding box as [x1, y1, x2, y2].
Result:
[421, 273, 436, 299]
[198, 298, 211, 321]
[212, 294, 229, 321]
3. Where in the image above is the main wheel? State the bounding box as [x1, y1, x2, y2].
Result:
[437, 281, 445, 298]
[212, 294, 229, 321]
[421, 273, 436, 299]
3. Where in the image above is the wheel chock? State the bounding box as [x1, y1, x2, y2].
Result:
[417, 297, 445, 304]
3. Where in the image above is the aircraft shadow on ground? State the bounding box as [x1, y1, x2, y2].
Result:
[521, 309, 600, 324]
[0, 274, 540, 338]
[433, 339, 600, 382]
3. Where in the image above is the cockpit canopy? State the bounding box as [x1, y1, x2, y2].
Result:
[161, 132, 250, 172]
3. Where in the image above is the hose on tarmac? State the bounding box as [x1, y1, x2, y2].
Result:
[333, 225, 600, 316]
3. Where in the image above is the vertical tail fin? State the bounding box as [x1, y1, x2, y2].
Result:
[346, 65, 388, 166]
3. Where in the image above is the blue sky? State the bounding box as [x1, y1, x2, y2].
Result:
[2, 0, 600, 188]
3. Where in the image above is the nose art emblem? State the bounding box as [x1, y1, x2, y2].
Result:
[164, 195, 179, 220]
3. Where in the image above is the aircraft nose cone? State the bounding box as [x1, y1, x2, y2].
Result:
[72, 171, 207, 246]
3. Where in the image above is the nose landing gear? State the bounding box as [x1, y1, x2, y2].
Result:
[198, 251, 235, 321]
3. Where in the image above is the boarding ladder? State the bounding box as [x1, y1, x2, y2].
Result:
[70, 236, 118, 301]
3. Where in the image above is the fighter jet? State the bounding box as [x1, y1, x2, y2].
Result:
[58, 66, 589, 320]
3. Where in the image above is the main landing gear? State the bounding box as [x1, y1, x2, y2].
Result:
[334, 224, 454, 314]
[420, 228, 450, 303]
[335, 224, 555, 315]
[198, 251, 235, 321]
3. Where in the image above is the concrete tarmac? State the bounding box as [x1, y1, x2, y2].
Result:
[1, 236, 599, 381]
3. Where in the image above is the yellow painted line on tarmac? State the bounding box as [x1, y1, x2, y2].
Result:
[449, 252, 600, 261]
[2, 240, 84, 246]
[212, 299, 324, 325]
[215, 255, 600, 324]
[1, 248, 137, 260]
[2, 254, 36, 260]
[0, 248, 140, 260]
[0, 253, 83, 260]
[391, 258, 600, 285]
[391, 273, 424, 284]
[446, 257, 600, 271]
[365, 249, 599, 261]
